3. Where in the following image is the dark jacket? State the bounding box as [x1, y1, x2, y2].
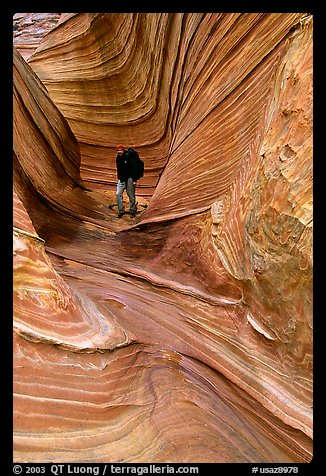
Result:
[116, 150, 138, 182]
[116, 151, 132, 182]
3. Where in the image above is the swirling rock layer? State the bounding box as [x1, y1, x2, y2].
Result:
[13, 13, 61, 60]
[13, 13, 312, 463]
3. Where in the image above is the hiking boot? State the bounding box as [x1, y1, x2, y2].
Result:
[117, 212, 125, 218]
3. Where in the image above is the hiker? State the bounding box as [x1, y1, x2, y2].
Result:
[115, 144, 138, 218]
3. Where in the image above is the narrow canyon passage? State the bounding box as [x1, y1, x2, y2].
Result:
[13, 13, 313, 463]
[14, 201, 312, 463]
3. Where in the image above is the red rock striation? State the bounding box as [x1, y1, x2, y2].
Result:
[13, 13, 313, 463]
[13, 189, 129, 353]
[13, 13, 62, 60]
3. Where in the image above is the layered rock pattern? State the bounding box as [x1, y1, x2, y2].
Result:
[13, 189, 129, 353]
[13, 13, 313, 463]
[13, 13, 62, 60]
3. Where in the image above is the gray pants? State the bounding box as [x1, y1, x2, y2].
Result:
[116, 178, 137, 213]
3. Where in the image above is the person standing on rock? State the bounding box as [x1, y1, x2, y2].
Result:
[115, 144, 138, 218]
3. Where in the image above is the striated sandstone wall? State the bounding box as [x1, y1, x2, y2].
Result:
[13, 13, 62, 60]
[13, 13, 313, 463]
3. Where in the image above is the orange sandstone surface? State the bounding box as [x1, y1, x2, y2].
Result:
[13, 13, 313, 463]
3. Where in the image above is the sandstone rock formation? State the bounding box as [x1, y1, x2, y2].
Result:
[13, 13, 61, 60]
[13, 13, 313, 463]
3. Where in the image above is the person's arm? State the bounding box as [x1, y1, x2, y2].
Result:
[116, 156, 122, 180]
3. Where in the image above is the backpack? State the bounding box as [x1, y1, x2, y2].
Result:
[127, 148, 144, 181]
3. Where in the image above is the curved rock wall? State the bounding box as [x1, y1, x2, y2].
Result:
[13, 13, 313, 463]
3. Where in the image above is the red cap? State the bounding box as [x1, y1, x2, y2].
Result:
[116, 144, 124, 150]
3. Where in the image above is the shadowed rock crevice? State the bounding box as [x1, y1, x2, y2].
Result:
[13, 13, 312, 463]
